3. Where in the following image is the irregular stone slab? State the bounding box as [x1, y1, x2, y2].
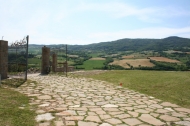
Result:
[175, 121, 190, 126]
[65, 116, 84, 121]
[135, 109, 149, 114]
[85, 116, 102, 123]
[38, 95, 51, 100]
[164, 108, 174, 111]
[99, 115, 112, 120]
[139, 114, 165, 125]
[161, 102, 179, 107]
[55, 110, 77, 116]
[36, 110, 46, 114]
[54, 121, 64, 126]
[95, 110, 106, 115]
[128, 111, 139, 117]
[66, 121, 75, 125]
[77, 111, 86, 116]
[99, 123, 112, 126]
[39, 104, 50, 107]
[101, 104, 118, 108]
[171, 112, 187, 117]
[174, 108, 190, 113]
[105, 118, 122, 125]
[54, 107, 67, 112]
[114, 114, 131, 119]
[70, 105, 80, 108]
[104, 108, 120, 112]
[123, 118, 142, 126]
[159, 115, 180, 122]
[36, 113, 55, 122]
[78, 121, 98, 126]
[149, 104, 163, 109]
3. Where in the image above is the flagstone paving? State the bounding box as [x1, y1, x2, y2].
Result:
[13, 74, 190, 126]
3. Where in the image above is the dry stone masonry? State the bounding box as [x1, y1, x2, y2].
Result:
[12, 73, 190, 126]
[41, 46, 50, 74]
[0, 40, 8, 79]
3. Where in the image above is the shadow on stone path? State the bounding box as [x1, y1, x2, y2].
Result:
[13, 74, 190, 126]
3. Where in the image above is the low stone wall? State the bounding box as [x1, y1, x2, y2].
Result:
[55, 66, 75, 72]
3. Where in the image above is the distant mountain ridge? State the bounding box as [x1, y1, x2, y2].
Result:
[29, 36, 190, 53]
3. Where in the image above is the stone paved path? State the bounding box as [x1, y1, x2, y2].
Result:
[13, 74, 190, 126]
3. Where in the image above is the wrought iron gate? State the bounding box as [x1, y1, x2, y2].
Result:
[8, 35, 29, 80]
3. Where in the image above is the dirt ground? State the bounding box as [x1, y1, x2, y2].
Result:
[110, 59, 155, 68]
[148, 57, 180, 63]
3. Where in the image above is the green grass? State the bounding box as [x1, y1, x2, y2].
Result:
[0, 84, 36, 126]
[85, 70, 190, 108]
[76, 60, 105, 70]
[1, 78, 26, 87]
[28, 58, 41, 64]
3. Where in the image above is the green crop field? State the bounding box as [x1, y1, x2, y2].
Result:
[85, 70, 190, 108]
[76, 60, 105, 70]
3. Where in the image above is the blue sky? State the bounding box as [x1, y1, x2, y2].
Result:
[1, 0, 190, 45]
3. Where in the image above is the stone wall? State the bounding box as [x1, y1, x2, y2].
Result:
[52, 53, 57, 72]
[0, 40, 8, 79]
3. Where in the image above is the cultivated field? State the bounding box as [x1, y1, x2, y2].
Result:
[76, 60, 105, 70]
[89, 57, 105, 60]
[110, 59, 155, 68]
[149, 57, 180, 63]
[122, 55, 134, 59]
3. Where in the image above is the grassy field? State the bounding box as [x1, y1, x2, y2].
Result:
[85, 70, 190, 108]
[76, 60, 105, 70]
[0, 83, 36, 126]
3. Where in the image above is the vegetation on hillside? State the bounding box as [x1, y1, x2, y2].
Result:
[21, 36, 190, 70]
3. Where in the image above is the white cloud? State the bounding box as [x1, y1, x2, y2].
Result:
[76, 2, 190, 23]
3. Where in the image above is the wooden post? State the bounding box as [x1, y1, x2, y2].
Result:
[25, 35, 29, 80]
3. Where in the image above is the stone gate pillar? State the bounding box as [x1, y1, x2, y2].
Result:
[41, 46, 50, 74]
[52, 53, 57, 72]
[0, 40, 8, 79]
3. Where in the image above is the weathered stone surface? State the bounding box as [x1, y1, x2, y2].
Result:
[55, 110, 77, 116]
[99, 123, 112, 126]
[54, 121, 64, 126]
[175, 121, 190, 126]
[38, 95, 51, 100]
[78, 121, 98, 126]
[161, 102, 179, 107]
[85, 116, 102, 123]
[159, 115, 180, 122]
[101, 104, 118, 108]
[174, 108, 190, 113]
[66, 121, 75, 126]
[36, 113, 55, 122]
[135, 109, 149, 114]
[122, 118, 142, 126]
[128, 111, 139, 117]
[99, 115, 112, 120]
[65, 116, 84, 121]
[105, 118, 122, 125]
[17, 74, 190, 126]
[139, 114, 165, 125]
[164, 108, 174, 111]
[114, 114, 131, 119]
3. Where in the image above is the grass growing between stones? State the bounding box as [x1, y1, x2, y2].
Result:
[85, 70, 190, 108]
[0, 86, 36, 126]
